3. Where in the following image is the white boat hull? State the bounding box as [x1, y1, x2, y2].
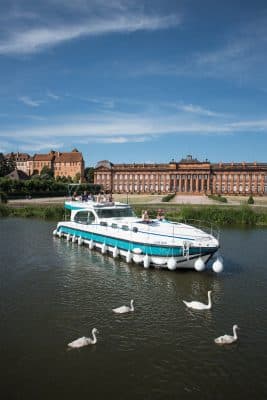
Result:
[54, 200, 221, 272]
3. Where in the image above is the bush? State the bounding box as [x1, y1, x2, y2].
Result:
[0, 191, 8, 203]
[0, 204, 10, 216]
[248, 195, 254, 204]
[162, 193, 176, 202]
[208, 194, 227, 203]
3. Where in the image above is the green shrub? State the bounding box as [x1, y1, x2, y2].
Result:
[247, 195, 254, 204]
[0, 204, 10, 216]
[162, 193, 176, 202]
[0, 191, 8, 203]
[208, 194, 227, 203]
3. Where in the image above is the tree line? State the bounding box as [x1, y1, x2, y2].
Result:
[0, 160, 100, 200]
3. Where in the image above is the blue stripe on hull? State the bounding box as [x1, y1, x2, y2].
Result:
[58, 226, 217, 258]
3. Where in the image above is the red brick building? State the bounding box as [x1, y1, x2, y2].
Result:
[5, 149, 85, 181]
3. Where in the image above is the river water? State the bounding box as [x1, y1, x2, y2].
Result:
[1, 218, 267, 400]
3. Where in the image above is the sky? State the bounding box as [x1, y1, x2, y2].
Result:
[0, 0, 267, 167]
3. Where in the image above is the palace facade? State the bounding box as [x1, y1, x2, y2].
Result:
[94, 155, 267, 196]
[4, 149, 84, 180]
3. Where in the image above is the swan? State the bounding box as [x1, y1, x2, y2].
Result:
[214, 324, 239, 345]
[68, 328, 99, 348]
[112, 299, 134, 314]
[182, 290, 212, 310]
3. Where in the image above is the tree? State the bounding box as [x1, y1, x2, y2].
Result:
[40, 165, 54, 179]
[73, 172, 81, 183]
[0, 155, 15, 177]
[84, 167, 94, 183]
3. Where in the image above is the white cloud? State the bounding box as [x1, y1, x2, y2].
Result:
[1, 110, 267, 156]
[78, 135, 149, 144]
[47, 91, 60, 100]
[19, 96, 42, 107]
[83, 97, 115, 109]
[19, 141, 63, 152]
[0, 14, 181, 55]
[227, 120, 267, 129]
[23, 115, 47, 121]
[126, 16, 267, 87]
[2, 112, 267, 141]
[177, 103, 225, 117]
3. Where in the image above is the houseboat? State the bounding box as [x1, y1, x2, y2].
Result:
[53, 199, 223, 272]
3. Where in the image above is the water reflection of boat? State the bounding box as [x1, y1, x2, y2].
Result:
[53, 200, 223, 273]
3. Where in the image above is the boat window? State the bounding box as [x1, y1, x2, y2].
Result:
[122, 225, 129, 231]
[111, 223, 118, 229]
[132, 227, 138, 233]
[100, 221, 107, 226]
[95, 207, 136, 219]
[74, 211, 95, 224]
[87, 211, 95, 224]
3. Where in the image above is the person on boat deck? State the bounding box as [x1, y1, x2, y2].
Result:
[108, 193, 113, 203]
[101, 193, 107, 202]
[142, 210, 150, 223]
[157, 209, 165, 221]
[71, 191, 78, 201]
[82, 191, 88, 201]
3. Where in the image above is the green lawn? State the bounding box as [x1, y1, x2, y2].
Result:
[113, 194, 163, 204]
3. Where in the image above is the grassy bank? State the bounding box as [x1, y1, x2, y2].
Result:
[0, 204, 68, 220]
[1, 203, 267, 226]
[133, 204, 267, 226]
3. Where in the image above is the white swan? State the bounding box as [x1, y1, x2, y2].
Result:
[68, 328, 99, 348]
[214, 324, 239, 345]
[182, 290, 212, 310]
[112, 299, 134, 314]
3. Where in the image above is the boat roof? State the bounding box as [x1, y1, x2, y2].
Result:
[65, 200, 131, 211]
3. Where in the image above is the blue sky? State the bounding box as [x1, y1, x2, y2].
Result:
[0, 0, 267, 167]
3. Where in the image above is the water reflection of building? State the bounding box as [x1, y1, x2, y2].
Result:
[94, 155, 267, 196]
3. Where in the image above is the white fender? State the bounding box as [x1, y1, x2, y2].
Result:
[167, 257, 176, 270]
[78, 237, 83, 246]
[132, 248, 142, 255]
[53, 229, 57, 236]
[143, 254, 150, 269]
[126, 250, 132, 263]
[132, 254, 143, 264]
[66, 233, 71, 241]
[58, 231, 62, 238]
[212, 256, 224, 273]
[101, 243, 107, 254]
[72, 235, 76, 243]
[89, 239, 94, 250]
[194, 257, 205, 272]
[112, 246, 119, 258]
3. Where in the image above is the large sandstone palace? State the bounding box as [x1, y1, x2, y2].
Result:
[94, 155, 267, 196]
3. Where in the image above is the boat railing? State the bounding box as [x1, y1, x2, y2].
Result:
[174, 219, 220, 240]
